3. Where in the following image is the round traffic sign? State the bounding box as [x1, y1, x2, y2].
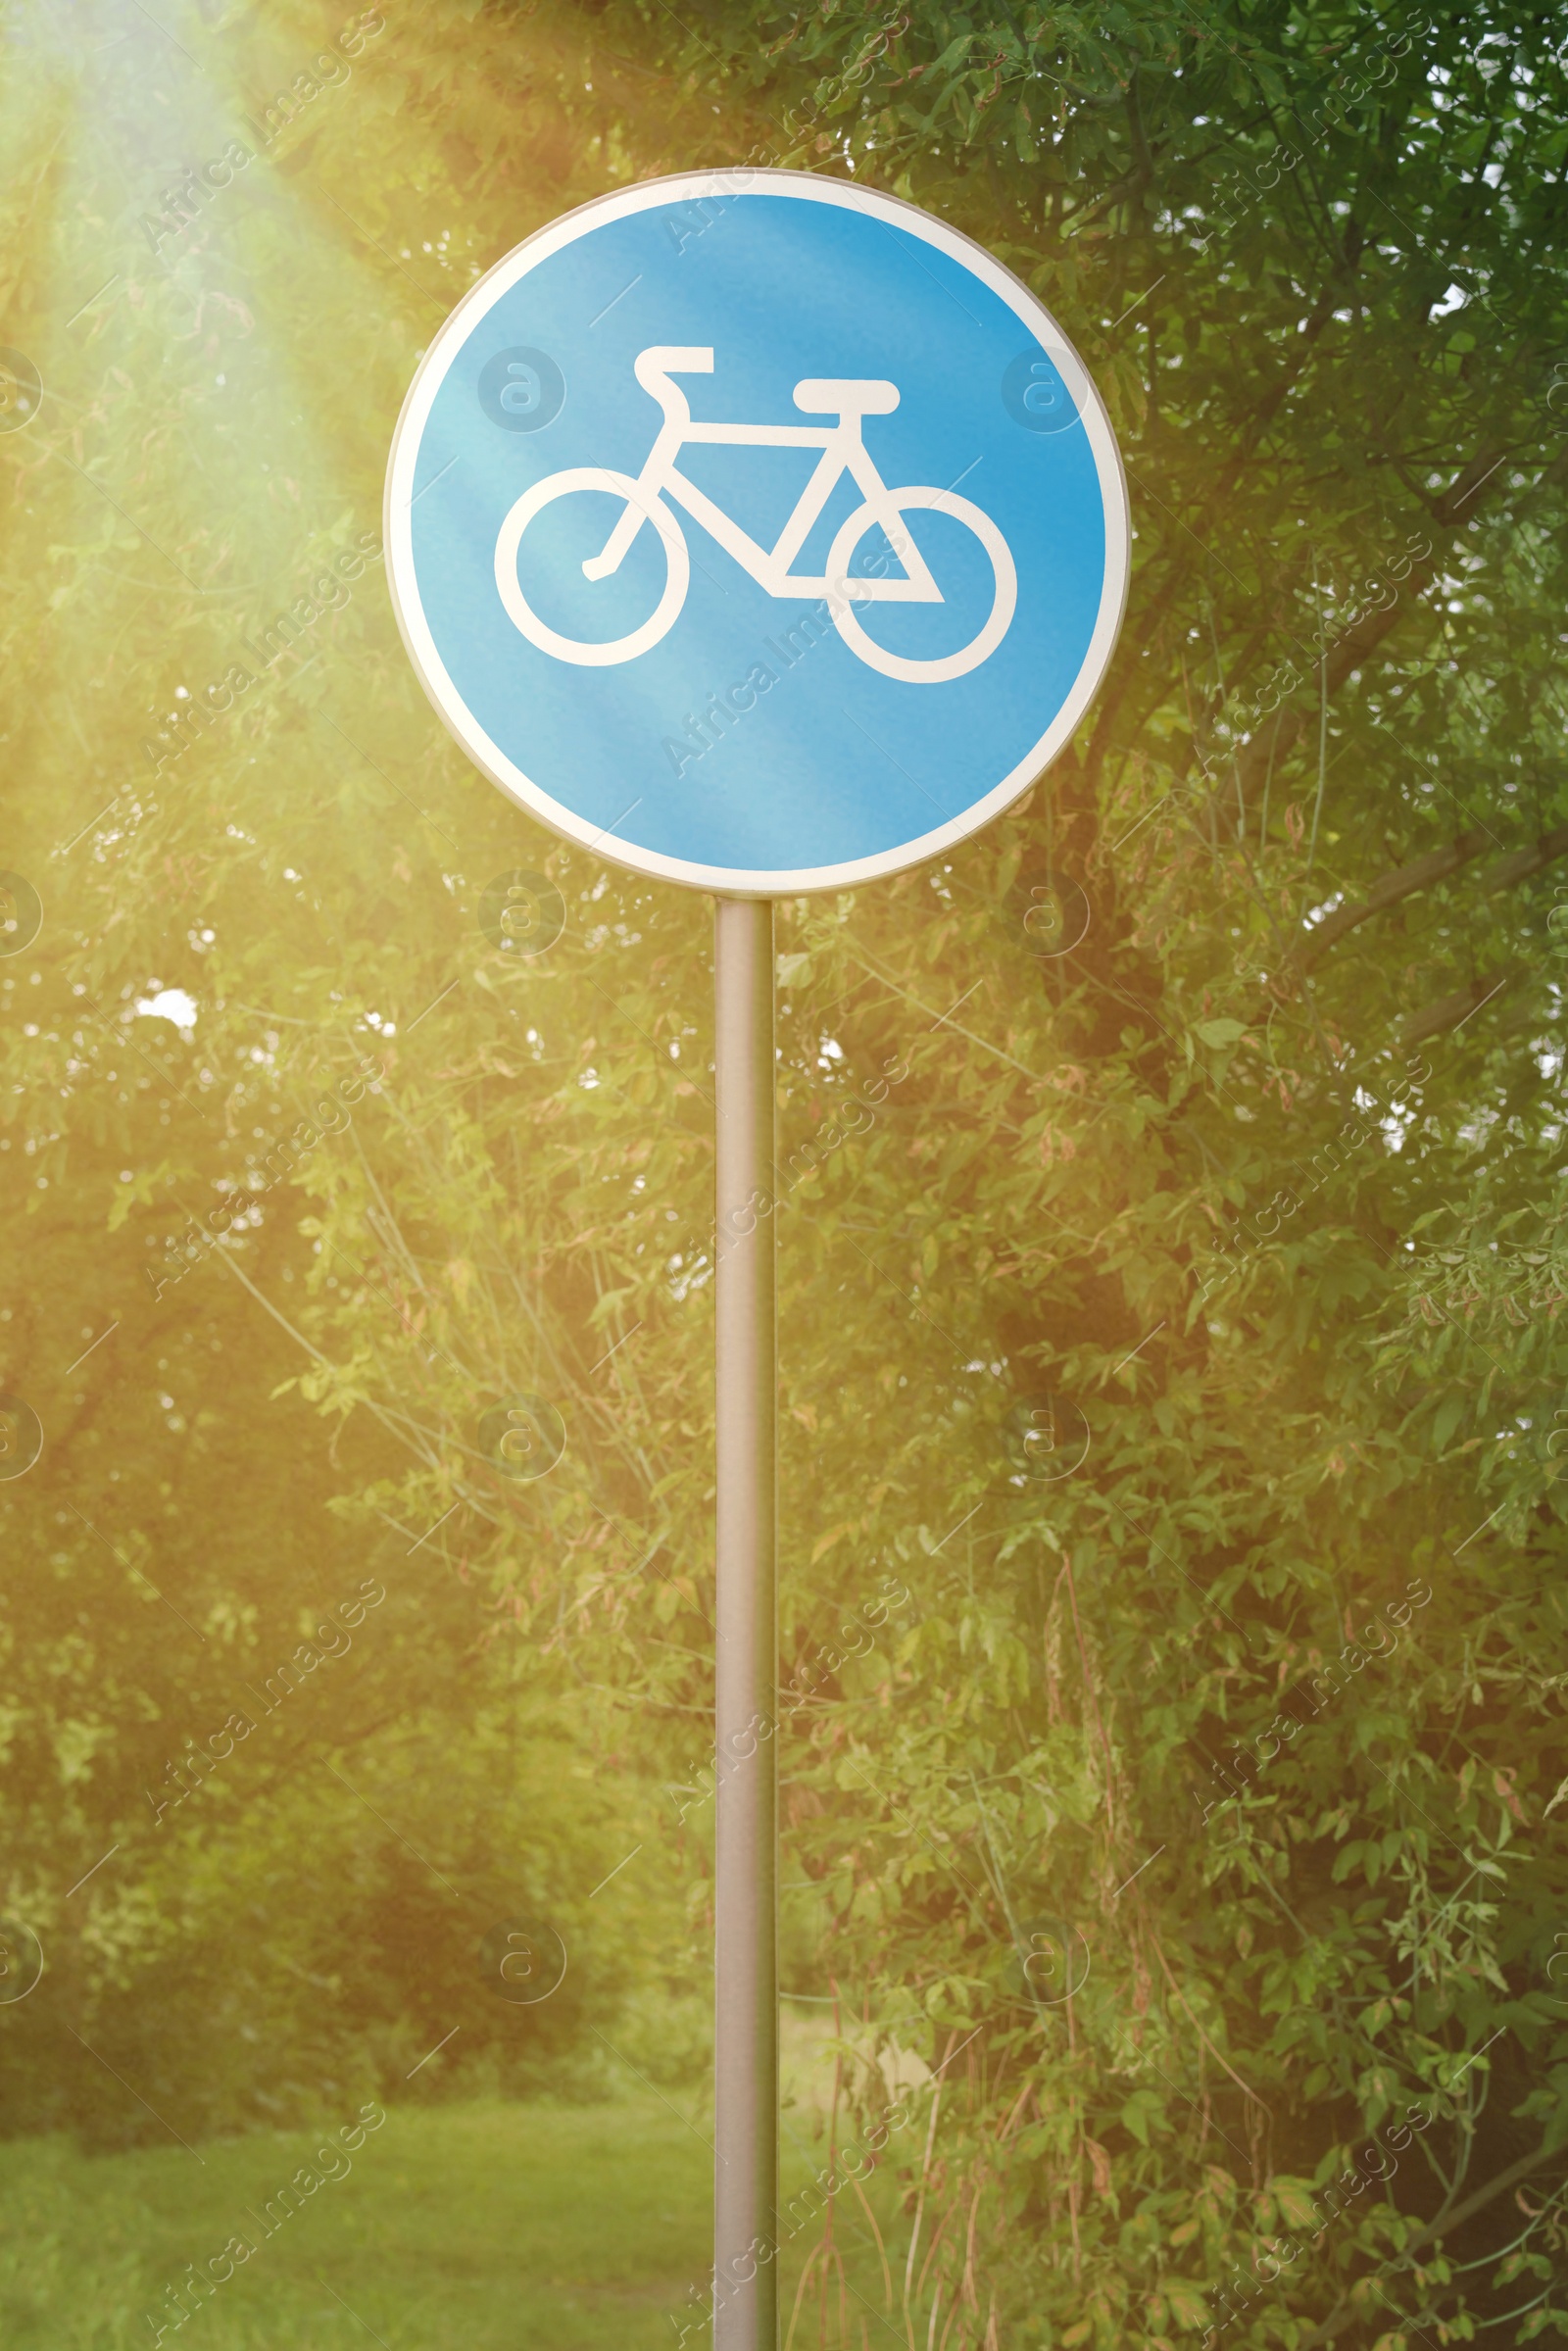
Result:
[386, 171, 1128, 897]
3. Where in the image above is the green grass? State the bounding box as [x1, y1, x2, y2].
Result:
[0, 2018, 928, 2350]
[0, 2097, 715, 2350]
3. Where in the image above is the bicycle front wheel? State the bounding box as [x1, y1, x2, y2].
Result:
[826, 487, 1017, 684]
[493, 467, 689, 667]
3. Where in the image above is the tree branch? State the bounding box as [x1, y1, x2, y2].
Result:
[1478, 821, 1568, 898]
[1400, 967, 1514, 1052]
[1294, 2134, 1568, 2349]
[1229, 438, 1535, 812]
[1298, 819, 1568, 970]
[1298, 828, 1494, 967]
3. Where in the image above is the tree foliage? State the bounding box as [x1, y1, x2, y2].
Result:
[2, 0, 1568, 2342]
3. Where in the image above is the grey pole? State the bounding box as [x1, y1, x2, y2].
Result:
[712, 896, 778, 2351]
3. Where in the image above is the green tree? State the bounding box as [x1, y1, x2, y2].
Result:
[2, 0, 1567, 2343]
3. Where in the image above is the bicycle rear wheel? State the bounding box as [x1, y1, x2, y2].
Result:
[826, 487, 1016, 684]
[494, 467, 688, 666]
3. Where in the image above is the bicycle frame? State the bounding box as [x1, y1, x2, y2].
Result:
[581, 346, 941, 603]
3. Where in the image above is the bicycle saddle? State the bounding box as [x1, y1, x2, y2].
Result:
[792, 379, 900, 416]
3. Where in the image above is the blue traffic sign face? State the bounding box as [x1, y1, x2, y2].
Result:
[386, 171, 1128, 896]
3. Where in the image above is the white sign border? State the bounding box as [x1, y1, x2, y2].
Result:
[385, 167, 1130, 899]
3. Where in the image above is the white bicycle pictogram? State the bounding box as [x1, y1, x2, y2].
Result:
[492, 346, 1017, 684]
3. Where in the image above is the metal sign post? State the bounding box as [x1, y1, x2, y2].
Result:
[712, 896, 777, 2347]
[384, 166, 1127, 2349]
